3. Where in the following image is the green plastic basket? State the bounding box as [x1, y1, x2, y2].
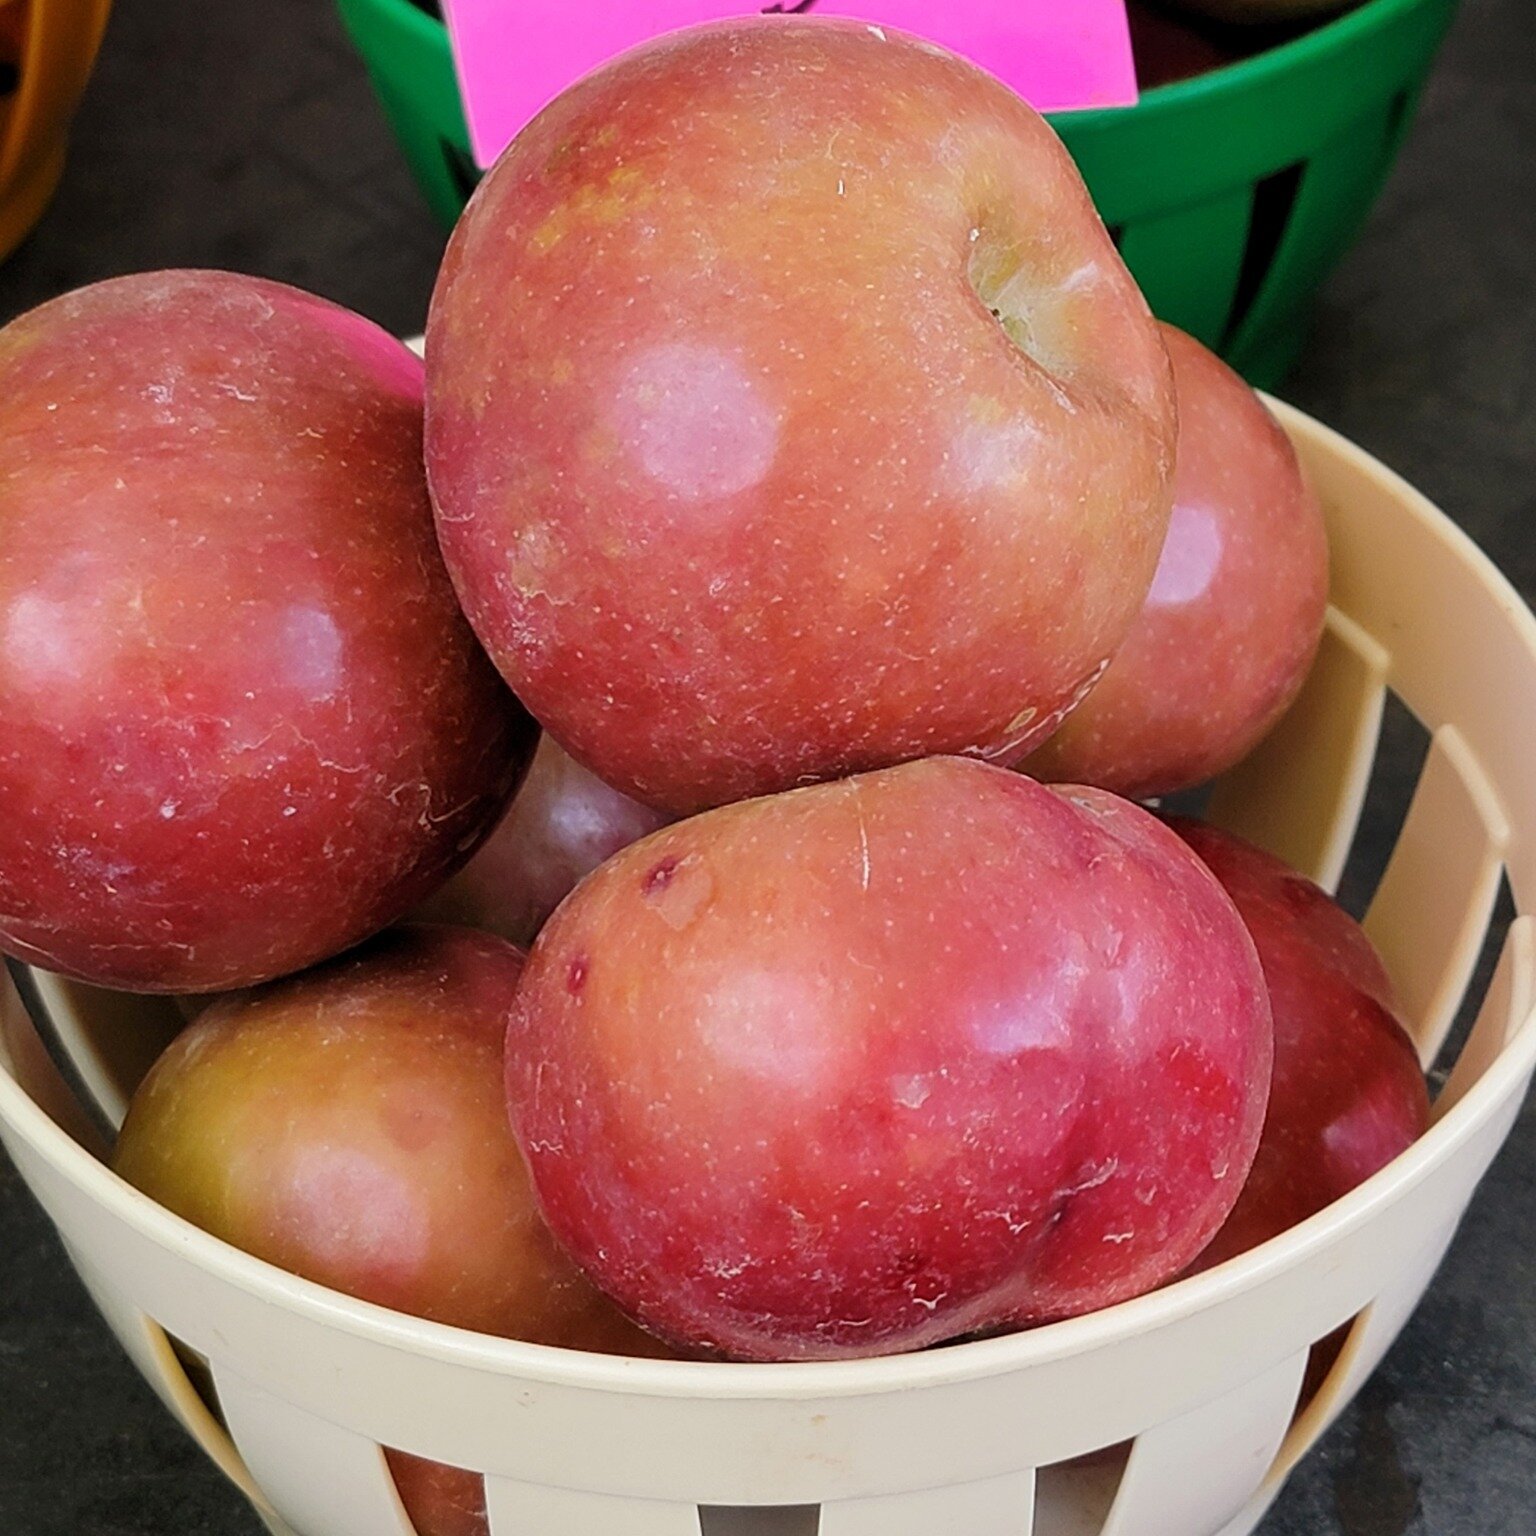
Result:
[335, 0, 1457, 387]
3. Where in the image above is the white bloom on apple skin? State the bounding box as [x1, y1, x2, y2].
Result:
[1147, 500, 1225, 608]
[947, 414, 1044, 496]
[700, 964, 848, 1092]
[273, 604, 345, 700]
[609, 342, 780, 503]
[3, 589, 87, 692]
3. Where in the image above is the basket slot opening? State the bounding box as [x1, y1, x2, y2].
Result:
[164, 1331, 227, 1426]
[1147, 781, 1213, 821]
[818, 1469, 1034, 1535]
[136, 1321, 268, 1510]
[1224, 102, 1401, 370]
[17, 966, 184, 1136]
[700, 1506, 819, 1535]
[0, 965, 112, 1156]
[1034, 1447, 1127, 1535]
[58, 1268, 271, 1522]
[1096, 1350, 1306, 1536]
[1204, 607, 1389, 892]
[1433, 909, 1533, 1123]
[442, 138, 482, 203]
[485, 1477, 704, 1535]
[385, 1449, 488, 1536]
[1270, 1313, 1367, 1482]
[1363, 726, 1509, 1065]
[1114, 186, 1253, 346]
[1382, 89, 1416, 168]
[1266, 1215, 1460, 1486]
[1428, 871, 1518, 1091]
[211, 1364, 418, 1536]
[1330, 691, 1432, 922]
[1218, 161, 1304, 351]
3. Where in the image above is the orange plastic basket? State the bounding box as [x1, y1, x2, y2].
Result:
[0, 0, 112, 262]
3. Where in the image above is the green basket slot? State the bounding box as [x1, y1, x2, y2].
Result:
[335, 0, 1458, 387]
[1115, 185, 1254, 344]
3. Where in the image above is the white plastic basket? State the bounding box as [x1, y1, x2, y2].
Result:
[3, 398, 1535, 1536]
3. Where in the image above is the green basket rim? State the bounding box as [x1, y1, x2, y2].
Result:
[1077, 0, 1448, 124]
[350, 0, 1446, 123]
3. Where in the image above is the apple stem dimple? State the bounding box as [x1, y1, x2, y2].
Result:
[967, 227, 1057, 384]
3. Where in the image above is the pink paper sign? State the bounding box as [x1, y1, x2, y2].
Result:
[443, 0, 1137, 169]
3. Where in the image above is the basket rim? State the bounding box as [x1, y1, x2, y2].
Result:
[1079, 0, 1455, 122]
[340, 0, 1451, 127]
[3, 399, 1534, 1403]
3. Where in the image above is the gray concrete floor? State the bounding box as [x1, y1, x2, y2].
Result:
[1, 0, 1534, 1532]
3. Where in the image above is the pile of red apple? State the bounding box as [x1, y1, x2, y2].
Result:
[0, 19, 1429, 1536]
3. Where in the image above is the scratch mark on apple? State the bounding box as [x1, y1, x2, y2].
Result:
[851, 783, 872, 893]
[1062, 1158, 1119, 1199]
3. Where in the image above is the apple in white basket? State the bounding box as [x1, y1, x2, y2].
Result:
[114, 926, 675, 1536]
[1025, 323, 1328, 799]
[415, 734, 672, 947]
[426, 18, 1177, 814]
[505, 757, 1272, 1361]
[1173, 820, 1429, 1272]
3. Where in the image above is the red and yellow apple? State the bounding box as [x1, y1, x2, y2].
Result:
[415, 734, 672, 947]
[113, 924, 672, 1536]
[506, 757, 1272, 1360]
[1026, 324, 1328, 799]
[427, 19, 1177, 814]
[0, 272, 535, 992]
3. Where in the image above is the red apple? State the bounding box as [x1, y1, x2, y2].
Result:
[506, 757, 1271, 1361]
[113, 925, 672, 1536]
[0, 271, 535, 992]
[414, 734, 672, 947]
[1171, 820, 1428, 1272]
[427, 19, 1177, 814]
[1025, 324, 1328, 799]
